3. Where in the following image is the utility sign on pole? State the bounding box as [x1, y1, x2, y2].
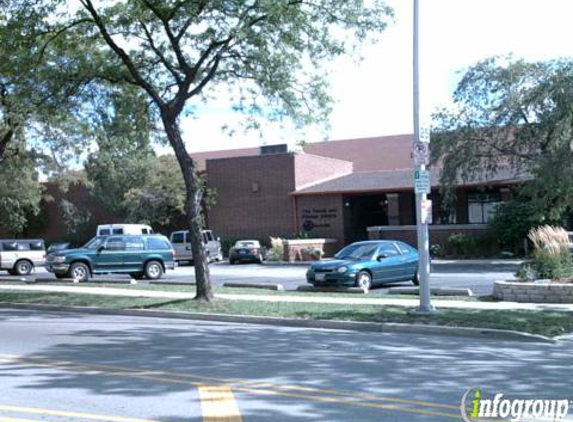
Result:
[413, 142, 430, 166]
[414, 169, 431, 194]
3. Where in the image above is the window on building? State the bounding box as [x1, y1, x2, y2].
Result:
[468, 192, 501, 224]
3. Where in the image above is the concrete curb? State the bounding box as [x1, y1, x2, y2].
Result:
[223, 282, 284, 291]
[261, 261, 312, 267]
[432, 259, 525, 265]
[0, 302, 555, 344]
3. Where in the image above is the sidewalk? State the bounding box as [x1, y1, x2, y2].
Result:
[0, 284, 571, 312]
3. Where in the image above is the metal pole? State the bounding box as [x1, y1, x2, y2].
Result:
[413, 0, 435, 314]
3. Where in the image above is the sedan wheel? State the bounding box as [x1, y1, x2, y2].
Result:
[412, 271, 420, 286]
[69, 262, 90, 282]
[357, 271, 372, 293]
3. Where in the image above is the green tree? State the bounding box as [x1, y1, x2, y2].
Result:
[432, 57, 573, 223]
[84, 88, 157, 218]
[123, 155, 187, 230]
[71, 0, 392, 301]
[0, 143, 43, 235]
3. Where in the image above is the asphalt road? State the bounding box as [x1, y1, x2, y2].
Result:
[1, 261, 518, 296]
[0, 309, 571, 422]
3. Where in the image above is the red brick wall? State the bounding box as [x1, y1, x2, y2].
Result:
[206, 154, 297, 240]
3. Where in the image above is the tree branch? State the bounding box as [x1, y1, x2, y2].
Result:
[79, 0, 165, 108]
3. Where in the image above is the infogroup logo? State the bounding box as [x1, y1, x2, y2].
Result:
[460, 388, 570, 422]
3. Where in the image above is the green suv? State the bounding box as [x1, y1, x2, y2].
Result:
[46, 235, 176, 282]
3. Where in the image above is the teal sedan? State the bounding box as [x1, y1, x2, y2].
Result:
[306, 241, 419, 292]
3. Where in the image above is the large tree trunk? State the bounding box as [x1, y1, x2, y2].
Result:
[161, 113, 213, 301]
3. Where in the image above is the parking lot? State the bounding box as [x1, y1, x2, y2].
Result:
[0, 260, 519, 296]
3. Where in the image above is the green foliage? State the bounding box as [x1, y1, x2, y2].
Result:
[447, 232, 500, 258]
[123, 155, 187, 230]
[520, 225, 573, 280]
[530, 249, 573, 280]
[429, 244, 445, 258]
[60, 199, 94, 245]
[432, 57, 573, 218]
[447, 233, 476, 257]
[490, 196, 564, 253]
[0, 146, 43, 235]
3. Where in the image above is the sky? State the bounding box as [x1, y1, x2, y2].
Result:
[176, 0, 573, 153]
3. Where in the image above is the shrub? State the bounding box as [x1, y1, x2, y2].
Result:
[267, 237, 284, 262]
[430, 244, 445, 258]
[526, 226, 573, 280]
[448, 233, 476, 257]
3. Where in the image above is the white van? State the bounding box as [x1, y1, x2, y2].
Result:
[170, 229, 222, 263]
[97, 224, 154, 236]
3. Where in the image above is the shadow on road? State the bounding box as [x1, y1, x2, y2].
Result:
[1, 310, 572, 421]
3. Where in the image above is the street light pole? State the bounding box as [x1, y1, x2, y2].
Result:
[413, 0, 435, 314]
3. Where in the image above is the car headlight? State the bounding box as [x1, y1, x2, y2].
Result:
[337, 266, 348, 273]
[53, 256, 66, 263]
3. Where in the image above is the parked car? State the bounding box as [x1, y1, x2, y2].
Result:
[229, 240, 266, 264]
[568, 232, 573, 256]
[0, 239, 46, 275]
[170, 229, 223, 263]
[96, 224, 154, 236]
[306, 240, 419, 292]
[46, 234, 175, 282]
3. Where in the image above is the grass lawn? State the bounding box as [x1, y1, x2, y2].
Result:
[0, 290, 572, 337]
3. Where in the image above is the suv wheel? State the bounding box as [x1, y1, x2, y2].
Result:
[15, 260, 33, 276]
[68, 262, 90, 282]
[144, 261, 163, 280]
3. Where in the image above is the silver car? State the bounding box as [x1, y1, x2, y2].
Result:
[0, 239, 46, 275]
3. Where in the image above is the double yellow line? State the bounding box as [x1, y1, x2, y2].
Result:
[0, 354, 461, 420]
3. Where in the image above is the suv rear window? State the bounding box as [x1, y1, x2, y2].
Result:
[29, 241, 45, 251]
[147, 237, 171, 250]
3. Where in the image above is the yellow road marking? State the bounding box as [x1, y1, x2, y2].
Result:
[0, 405, 162, 422]
[0, 354, 462, 419]
[0, 354, 458, 410]
[198, 385, 244, 422]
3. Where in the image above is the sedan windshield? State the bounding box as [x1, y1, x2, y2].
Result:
[335, 244, 379, 260]
[83, 237, 105, 250]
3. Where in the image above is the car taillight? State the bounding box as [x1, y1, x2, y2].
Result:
[249, 248, 259, 254]
[172, 249, 176, 259]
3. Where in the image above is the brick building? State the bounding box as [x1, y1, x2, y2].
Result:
[199, 134, 526, 249]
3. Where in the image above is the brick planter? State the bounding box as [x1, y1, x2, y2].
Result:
[282, 239, 338, 262]
[494, 280, 573, 303]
